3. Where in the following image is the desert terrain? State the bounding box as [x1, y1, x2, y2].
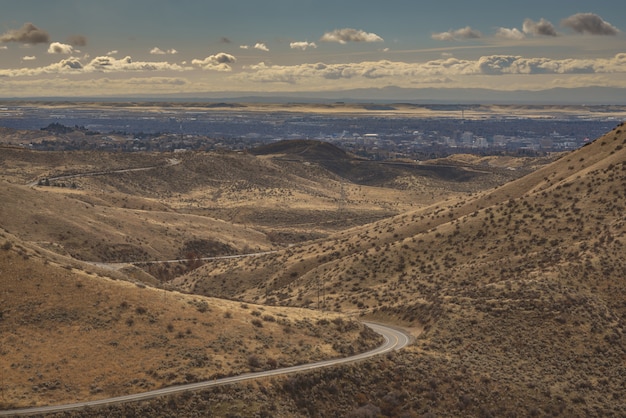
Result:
[0, 113, 625, 416]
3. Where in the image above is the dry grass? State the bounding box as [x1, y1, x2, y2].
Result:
[0, 235, 380, 410]
[0, 141, 529, 268]
[2, 119, 625, 416]
[173, 122, 626, 416]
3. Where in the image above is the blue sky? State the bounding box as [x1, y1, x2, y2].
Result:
[1, 0, 625, 99]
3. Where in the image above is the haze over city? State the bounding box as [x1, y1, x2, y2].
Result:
[1, 0, 626, 102]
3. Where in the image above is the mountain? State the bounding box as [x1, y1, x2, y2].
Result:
[21, 85, 626, 105]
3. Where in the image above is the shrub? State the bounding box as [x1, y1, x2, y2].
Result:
[248, 354, 262, 368]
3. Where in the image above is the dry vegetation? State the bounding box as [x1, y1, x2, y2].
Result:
[175, 123, 626, 416]
[1, 120, 625, 416]
[0, 234, 380, 410]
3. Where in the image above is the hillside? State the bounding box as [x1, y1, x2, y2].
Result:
[176, 123, 626, 416]
[0, 140, 533, 267]
[0, 231, 381, 410]
[2, 122, 623, 416]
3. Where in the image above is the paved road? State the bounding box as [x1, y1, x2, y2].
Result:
[0, 322, 410, 417]
[27, 158, 181, 187]
[86, 250, 279, 272]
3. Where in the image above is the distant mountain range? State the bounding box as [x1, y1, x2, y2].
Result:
[17, 86, 626, 105]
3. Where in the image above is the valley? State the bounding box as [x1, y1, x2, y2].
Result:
[0, 111, 625, 416]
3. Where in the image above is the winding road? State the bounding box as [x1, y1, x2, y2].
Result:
[0, 322, 410, 417]
[27, 158, 181, 187]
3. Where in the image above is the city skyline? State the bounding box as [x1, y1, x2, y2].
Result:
[1, 1, 625, 101]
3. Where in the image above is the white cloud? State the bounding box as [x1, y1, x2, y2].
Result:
[290, 41, 317, 51]
[106, 50, 118, 56]
[87, 56, 171, 72]
[150, 47, 178, 55]
[320, 28, 384, 44]
[561, 13, 620, 36]
[240, 45, 249, 49]
[523, 18, 558, 37]
[254, 42, 269, 52]
[48, 42, 74, 54]
[432, 26, 482, 41]
[191, 52, 236, 71]
[236, 53, 626, 86]
[495, 28, 525, 40]
[0, 55, 190, 77]
[22, 55, 37, 61]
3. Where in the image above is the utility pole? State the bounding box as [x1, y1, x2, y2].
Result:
[317, 276, 320, 310]
[338, 180, 347, 214]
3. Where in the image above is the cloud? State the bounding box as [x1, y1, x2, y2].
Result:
[150, 47, 178, 55]
[220, 37, 231, 44]
[495, 27, 525, 40]
[107, 50, 118, 56]
[22, 56, 37, 61]
[0, 23, 50, 44]
[561, 13, 620, 36]
[191, 52, 236, 71]
[522, 18, 558, 36]
[320, 28, 384, 44]
[473, 54, 626, 75]
[240, 45, 249, 49]
[85, 56, 187, 72]
[48, 42, 74, 54]
[235, 53, 626, 86]
[66, 35, 87, 46]
[254, 42, 269, 51]
[432, 26, 482, 41]
[60, 57, 83, 70]
[290, 41, 317, 51]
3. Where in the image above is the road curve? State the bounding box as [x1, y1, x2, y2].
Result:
[0, 322, 410, 417]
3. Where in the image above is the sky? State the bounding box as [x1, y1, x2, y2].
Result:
[1, 0, 626, 100]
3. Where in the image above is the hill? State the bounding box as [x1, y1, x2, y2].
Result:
[176, 123, 626, 416]
[2, 122, 621, 416]
[0, 140, 533, 267]
[0, 231, 381, 410]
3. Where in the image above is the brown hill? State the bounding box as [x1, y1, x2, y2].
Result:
[0, 141, 534, 268]
[3, 126, 614, 416]
[177, 123, 626, 416]
[0, 231, 381, 410]
[251, 139, 524, 188]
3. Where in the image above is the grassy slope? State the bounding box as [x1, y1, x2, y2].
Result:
[0, 233, 380, 410]
[177, 123, 626, 416]
[0, 181, 271, 263]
